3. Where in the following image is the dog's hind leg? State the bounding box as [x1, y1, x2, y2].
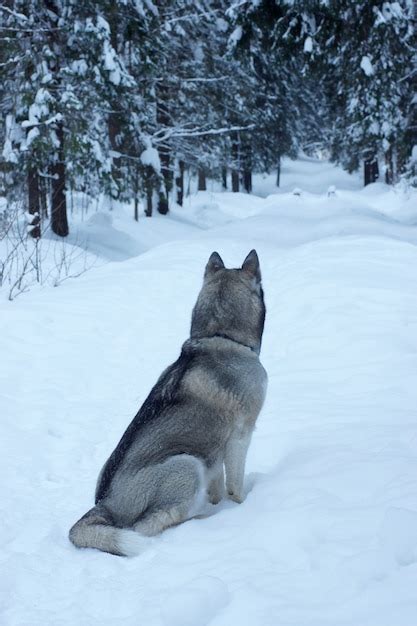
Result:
[133, 454, 207, 536]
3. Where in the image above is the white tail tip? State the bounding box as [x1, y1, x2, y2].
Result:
[117, 529, 148, 557]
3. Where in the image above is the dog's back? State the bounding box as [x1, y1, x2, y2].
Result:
[69, 250, 267, 556]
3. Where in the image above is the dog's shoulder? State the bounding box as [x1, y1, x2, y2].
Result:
[181, 336, 267, 418]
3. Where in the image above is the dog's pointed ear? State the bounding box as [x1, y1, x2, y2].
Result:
[205, 251, 225, 278]
[241, 249, 261, 282]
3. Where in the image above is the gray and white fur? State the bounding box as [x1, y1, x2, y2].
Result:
[69, 250, 267, 556]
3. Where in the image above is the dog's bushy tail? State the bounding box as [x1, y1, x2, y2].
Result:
[69, 505, 145, 557]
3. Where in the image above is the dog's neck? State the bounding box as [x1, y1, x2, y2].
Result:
[210, 333, 257, 353]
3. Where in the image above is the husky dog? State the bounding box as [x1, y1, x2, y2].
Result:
[69, 250, 267, 556]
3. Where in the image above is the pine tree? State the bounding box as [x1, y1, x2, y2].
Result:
[0, 1, 73, 236]
[227, 0, 327, 186]
[323, 0, 414, 185]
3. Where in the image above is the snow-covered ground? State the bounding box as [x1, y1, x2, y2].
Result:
[1, 158, 417, 626]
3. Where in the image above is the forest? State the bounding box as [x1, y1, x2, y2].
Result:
[2, 3, 417, 623]
[0, 0, 416, 238]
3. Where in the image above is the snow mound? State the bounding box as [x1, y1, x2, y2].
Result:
[1, 157, 417, 625]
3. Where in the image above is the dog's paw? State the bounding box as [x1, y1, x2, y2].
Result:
[208, 493, 223, 505]
[227, 491, 244, 504]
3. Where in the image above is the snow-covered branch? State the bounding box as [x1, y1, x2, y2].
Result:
[152, 124, 255, 143]
[0, 5, 28, 21]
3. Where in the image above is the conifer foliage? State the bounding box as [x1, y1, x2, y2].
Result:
[323, 0, 415, 185]
[232, 0, 415, 186]
[0, 1, 415, 237]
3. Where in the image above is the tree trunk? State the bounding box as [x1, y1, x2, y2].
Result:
[158, 147, 171, 212]
[50, 122, 69, 237]
[108, 4, 122, 199]
[222, 167, 227, 190]
[39, 175, 49, 219]
[162, 151, 172, 198]
[157, 189, 169, 215]
[396, 146, 406, 176]
[373, 160, 379, 183]
[134, 195, 139, 222]
[44, 1, 68, 236]
[242, 170, 252, 193]
[156, 84, 171, 214]
[175, 160, 185, 206]
[28, 168, 41, 238]
[108, 113, 122, 198]
[198, 169, 207, 191]
[231, 134, 240, 193]
[186, 168, 191, 197]
[144, 166, 153, 217]
[276, 156, 281, 187]
[241, 142, 252, 193]
[364, 158, 379, 186]
[231, 170, 240, 193]
[384, 147, 394, 185]
[134, 166, 139, 221]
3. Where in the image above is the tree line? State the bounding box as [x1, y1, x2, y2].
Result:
[0, 1, 415, 238]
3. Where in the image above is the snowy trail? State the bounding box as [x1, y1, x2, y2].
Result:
[1, 159, 417, 626]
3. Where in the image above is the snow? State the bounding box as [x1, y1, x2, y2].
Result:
[1, 158, 417, 625]
[360, 55, 374, 76]
[140, 144, 161, 173]
[102, 39, 121, 85]
[229, 25, 242, 46]
[24, 126, 40, 148]
[2, 115, 19, 164]
[382, 2, 405, 21]
[304, 36, 313, 53]
[22, 88, 53, 127]
[71, 59, 88, 76]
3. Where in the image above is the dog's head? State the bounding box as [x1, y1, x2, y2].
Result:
[190, 250, 266, 353]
